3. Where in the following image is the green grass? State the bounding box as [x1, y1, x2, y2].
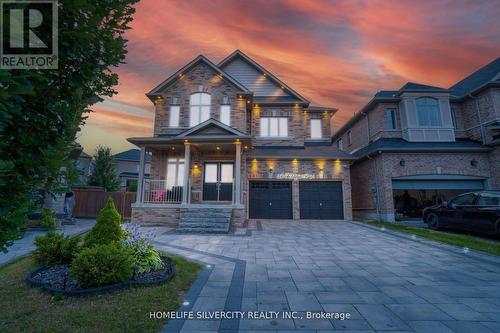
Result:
[0, 255, 201, 333]
[358, 220, 500, 256]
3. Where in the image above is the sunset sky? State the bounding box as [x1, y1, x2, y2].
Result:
[77, 0, 500, 155]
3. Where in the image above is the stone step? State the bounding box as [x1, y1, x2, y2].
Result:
[178, 222, 230, 228]
[182, 212, 231, 218]
[180, 217, 230, 224]
[176, 227, 230, 234]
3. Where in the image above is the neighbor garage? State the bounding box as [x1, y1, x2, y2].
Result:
[249, 181, 293, 219]
[299, 181, 344, 219]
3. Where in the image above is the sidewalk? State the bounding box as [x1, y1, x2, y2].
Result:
[0, 219, 95, 267]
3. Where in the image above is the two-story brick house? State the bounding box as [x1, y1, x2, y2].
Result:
[333, 58, 500, 222]
[129, 50, 354, 231]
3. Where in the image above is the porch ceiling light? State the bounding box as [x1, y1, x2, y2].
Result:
[216, 146, 220, 150]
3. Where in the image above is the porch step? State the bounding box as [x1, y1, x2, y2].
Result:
[177, 208, 232, 233]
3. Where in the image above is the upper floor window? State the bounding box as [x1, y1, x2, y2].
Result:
[347, 130, 352, 146]
[190, 93, 211, 127]
[310, 119, 322, 139]
[260, 117, 288, 137]
[451, 107, 457, 129]
[416, 97, 441, 127]
[337, 138, 343, 150]
[386, 108, 397, 129]
[169, 105, 180, 127]
[220, 105, 231, 126]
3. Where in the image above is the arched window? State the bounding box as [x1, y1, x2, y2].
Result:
[190, 93, 211, 127]
[416, 97, 441, 127]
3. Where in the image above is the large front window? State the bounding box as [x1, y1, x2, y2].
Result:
[166, 158, 184, 189]
[190, 93, 211, 127]
[260, 117, 288, 137]
[416, 97, 441, 127]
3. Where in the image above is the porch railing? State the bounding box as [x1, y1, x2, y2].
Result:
[143, 180, 183, 204]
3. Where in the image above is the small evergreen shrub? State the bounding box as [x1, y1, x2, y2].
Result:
[38, 208, 57, 230]
[70, 242, 133, 288]
[33, 232, 79, 266]
[84, 198, 124, 247]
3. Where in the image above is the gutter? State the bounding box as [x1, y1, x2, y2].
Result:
[469, 93, 486, 144]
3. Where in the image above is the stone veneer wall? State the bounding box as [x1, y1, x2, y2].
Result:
[131, 206, 180, 226]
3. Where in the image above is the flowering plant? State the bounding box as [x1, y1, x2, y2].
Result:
[122, 223, 163, 273]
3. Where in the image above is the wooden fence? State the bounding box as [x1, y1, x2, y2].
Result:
[72, 187, 136, 219]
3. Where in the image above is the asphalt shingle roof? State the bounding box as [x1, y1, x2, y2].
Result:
[400, 82, 447, 91]
[353, 138, 491, 159]
[450, 57, 500, 97]
[114, 149, 152, 161]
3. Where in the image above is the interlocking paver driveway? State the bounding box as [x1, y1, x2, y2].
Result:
[153, 221, 500, 333]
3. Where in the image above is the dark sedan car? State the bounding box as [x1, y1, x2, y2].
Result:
[423, 191, 500, 235]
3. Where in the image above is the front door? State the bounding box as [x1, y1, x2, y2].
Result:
[203, 162, 233, 201]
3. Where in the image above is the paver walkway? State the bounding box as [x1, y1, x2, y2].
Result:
[153, 221, 500, 333]
[0, 219, 95, 266]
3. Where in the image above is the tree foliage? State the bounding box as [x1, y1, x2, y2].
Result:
[87, 146, 120, 191]
[0, 0, 138, 252]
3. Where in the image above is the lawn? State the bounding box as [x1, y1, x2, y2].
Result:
[0, 255, 201, 333]
[358, 220, 500, 256]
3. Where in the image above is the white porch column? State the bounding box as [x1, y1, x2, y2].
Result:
[136, 146, 147, 204]
[234, 141, 242, 205]
[182, 142, 190, 205]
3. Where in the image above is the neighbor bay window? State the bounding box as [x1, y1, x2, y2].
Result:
[310, 118, 322, 139]
[190, 92, 211, 127]
[260, 117, 288, 137]
[416, 97, 441, 127]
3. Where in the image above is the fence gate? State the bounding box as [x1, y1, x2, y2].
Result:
[72, 187, 136, 219]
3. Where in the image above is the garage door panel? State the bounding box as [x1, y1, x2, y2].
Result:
[249, 181, 292, 219]
[299, 181, 344, 220]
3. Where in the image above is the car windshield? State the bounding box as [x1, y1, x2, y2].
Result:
[476, 194, 500, 206]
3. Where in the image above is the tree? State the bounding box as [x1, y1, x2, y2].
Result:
[87, 146, 120, 192]
[0, 0, 138, 252]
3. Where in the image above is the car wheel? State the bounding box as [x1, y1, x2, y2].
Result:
[426, 213, 440, 230]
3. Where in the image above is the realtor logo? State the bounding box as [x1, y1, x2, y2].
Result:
[1, 0, 58, 69]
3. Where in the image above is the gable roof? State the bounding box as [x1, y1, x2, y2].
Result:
[146, 55, 250, 101]
[450, 57, 500, 98]
[218, 50, 309, 104]
[114, 149, 152, 162]
[176, 118, 249, 139]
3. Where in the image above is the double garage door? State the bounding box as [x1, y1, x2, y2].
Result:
[249, 180, 344, 220]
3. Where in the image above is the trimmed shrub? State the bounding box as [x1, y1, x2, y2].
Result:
[38, 208, 56, 230]
[84, 197, 123, 247]
[33, 232, 79, 266]
[128, 239, 163, 273]
[70, 242, 133, 288]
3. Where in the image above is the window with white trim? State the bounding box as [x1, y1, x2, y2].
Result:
[310, 119, 322, 139]
[169, 105, 180, 127]
[347, 130, 352, 146]
[220, 105, 231, 126]
[416, 97, 441, 127]
[166, 158, 184, 189]
[260, 117, 288, 137]
[337, 139, 343, 150]
[190, 93, 211, 127]
[386, 108, 397, 129]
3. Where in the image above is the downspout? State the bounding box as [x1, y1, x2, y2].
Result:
[469, 93, 486, 144]
[367, 153, 381, 221]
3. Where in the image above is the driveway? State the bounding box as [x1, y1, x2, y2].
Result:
[153, 221, 500, 333]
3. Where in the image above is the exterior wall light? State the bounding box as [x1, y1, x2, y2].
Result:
[471, 159, 478, 167]
[269, 167, 273, 173]
[399, 159, 405, 167]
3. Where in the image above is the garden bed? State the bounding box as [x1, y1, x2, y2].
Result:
[27, 256, 174, 296]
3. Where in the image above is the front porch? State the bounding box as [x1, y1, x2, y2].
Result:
[129, 119, 249, 230]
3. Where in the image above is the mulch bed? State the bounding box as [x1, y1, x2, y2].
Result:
[27, 256, 174, 296]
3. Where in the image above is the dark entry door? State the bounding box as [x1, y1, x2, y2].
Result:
[249, 181, 292, 219]
[299, 181, 344, 219]
[203, 162, 233, 201]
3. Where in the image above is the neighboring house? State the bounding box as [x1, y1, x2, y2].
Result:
[333, 58, 500, 222]
[129, 50, 354, 230]
[113, 149, 151, 191]
[75, 151, 93, 184]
